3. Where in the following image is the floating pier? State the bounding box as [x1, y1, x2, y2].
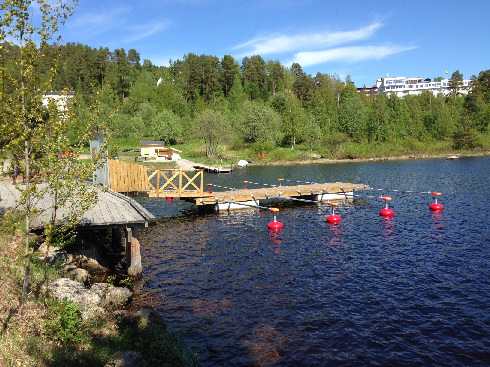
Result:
[196, 182, 366, 211]
[192, 164, 233, 173]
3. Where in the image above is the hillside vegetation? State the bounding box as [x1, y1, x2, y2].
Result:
[2, 43, 488, 161]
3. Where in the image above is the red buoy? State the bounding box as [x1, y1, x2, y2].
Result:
[206, 183, 213, 194]
[244, 181, 249, 190]
[268, 208, 283, 231]
[380, 197, 394, 217]
[326, 202, 341, 224]
[430, 192, 444, 212]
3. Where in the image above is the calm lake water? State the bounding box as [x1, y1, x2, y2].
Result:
[135, 156, 489, 366]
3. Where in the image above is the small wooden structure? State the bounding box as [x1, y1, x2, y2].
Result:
[139, 141, 181, 161]
[0, 181, 156, 278]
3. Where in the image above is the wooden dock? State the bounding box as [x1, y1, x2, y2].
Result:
[193, 182, 367, 211]
[192, 164, 233, 173]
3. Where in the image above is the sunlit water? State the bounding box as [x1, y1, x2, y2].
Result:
[135, 156, 489, 366]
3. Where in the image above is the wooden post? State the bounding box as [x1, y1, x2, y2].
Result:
[179, 170, 183, 196]
[125, 226, 142, 279]
[156, 170, 160, 197]
[200, 170, 203, 195]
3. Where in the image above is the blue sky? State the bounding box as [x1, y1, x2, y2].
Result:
[59, 0, 489, 87]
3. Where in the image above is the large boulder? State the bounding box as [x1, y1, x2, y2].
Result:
[38, 247, 69, 265]
[63, 264, 90, 284]
[48, 278, 103, 319]
[91, 283, 132, 309]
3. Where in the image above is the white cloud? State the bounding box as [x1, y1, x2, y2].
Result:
[66, 6, 171, 46]
[123, 21, 172, 43]
[291, 45, 416, 67]
[67, 7, 131, 37]
[232, 23, 383, 57]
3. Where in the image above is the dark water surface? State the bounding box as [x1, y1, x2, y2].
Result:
[135, 156, 489, 366]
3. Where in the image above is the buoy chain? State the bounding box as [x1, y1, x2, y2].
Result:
[208, 183, 239, 191]
[246, 180, 275, 187]
[367, 188, 435, 195]
[282, 178, 319, 185]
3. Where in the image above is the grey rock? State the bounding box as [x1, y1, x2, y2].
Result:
[69, 250, 110, 274]
[48, 278, 103, 319]
[37, 242, 61, 254]
[91, 283, 132, 309]
[104, 351, 146, 367]
[135, 309, 167, 330]
[116, 308, 166, 333]
[63, 264, 90, 284]
[39, 249, 69, 265]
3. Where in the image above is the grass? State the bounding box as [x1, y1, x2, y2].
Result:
[0, 214, 198, 367]
[112, 134, 489, 168]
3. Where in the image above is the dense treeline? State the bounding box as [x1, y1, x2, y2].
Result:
[2, 42, 489, 157]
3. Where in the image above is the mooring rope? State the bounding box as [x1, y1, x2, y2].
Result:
[360, 188, 434, 195]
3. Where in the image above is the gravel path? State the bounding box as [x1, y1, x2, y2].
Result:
[174, 159, 199, 170]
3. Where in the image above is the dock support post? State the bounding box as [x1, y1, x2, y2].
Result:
[125, 226, 143, 279]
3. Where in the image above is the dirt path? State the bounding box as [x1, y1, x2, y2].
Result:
[174, 159, 199, 170]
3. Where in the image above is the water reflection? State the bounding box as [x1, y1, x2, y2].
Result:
[327, 222, 342, 246]
[380, 216, 396, 242]
[268, 230, 283, 257]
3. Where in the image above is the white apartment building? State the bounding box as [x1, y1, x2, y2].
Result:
[376, 76, 472, 98]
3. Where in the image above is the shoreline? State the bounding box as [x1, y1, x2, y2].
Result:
[222, 151, 490, 168]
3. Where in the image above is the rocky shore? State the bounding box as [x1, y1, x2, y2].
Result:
[38, 239, 172, 367]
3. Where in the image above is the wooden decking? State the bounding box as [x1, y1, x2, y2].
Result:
[0, 181, 155, 229]
[195, 182, 366, 208]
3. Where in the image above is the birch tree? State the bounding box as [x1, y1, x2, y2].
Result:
[0, 0, 109, 301]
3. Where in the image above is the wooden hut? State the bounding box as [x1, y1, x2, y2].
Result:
[139, 141, 181, 161]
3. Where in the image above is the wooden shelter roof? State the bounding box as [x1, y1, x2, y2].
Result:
[0, 182, 156, 229]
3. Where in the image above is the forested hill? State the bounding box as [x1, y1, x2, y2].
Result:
[2, 42, 489, 156]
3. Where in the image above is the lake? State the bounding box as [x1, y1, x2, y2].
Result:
[135, 156, 489, 366]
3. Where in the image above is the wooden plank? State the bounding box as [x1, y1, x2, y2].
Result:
[109, 160, 148, 193]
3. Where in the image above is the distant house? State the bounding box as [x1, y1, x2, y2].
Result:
[139, 141, 181, 161]
[42, 91, 75, 111]
[357, 85, 378, 98]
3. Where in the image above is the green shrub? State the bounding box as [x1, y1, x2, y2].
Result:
[401, 137, 426, 153]
[45, 300, 86, 345]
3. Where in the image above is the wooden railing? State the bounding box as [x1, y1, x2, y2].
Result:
[108, 160, 206, 198]
[147, 169, 205, 197]
[109, 160, 149, 193]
